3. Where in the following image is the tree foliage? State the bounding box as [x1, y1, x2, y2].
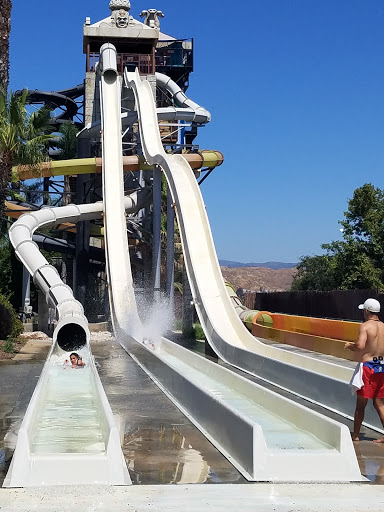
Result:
[0, 90, 54, 222]
[0, 232, 13, 296]
[292, 184, 384, 291]
[0, 292, 23, 340]
[160, 173, 183, 292]
[56, 121, 78, 160]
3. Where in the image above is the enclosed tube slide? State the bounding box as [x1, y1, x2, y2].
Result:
[9, 190, 149, 350]
[155, 71, 211, 124]
[225, 282, 273, 327]
[124, 69, 382, 433]
[9, 205, 90, 351]
[16, 84, 84, 130]
[78, 70, 211, 140]
[4, 189, 149, 487]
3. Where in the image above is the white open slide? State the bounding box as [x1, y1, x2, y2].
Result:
[124, 70, 384, 432]
[99, 44, 141, 339]
[3, 342, 129, 487]
[97, 66, 363, 482]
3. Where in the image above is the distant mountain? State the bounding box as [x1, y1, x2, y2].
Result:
[219, 260, 297, 270]
[221, 266, 297, 292]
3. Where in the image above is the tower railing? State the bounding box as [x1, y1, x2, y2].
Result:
[87, 52, 154, 75]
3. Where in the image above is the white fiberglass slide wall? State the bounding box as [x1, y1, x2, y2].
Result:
[99, 68, 363, 482]
[123, 69, 383, 432]
[100, 45, 141, 339]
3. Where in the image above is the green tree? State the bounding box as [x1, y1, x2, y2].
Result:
[0, 232, 13, 296]
[292, 183, 384, 291]
[0, 90, 53, 223]
[291, 254, 337, 291]
[159, 174, 183, 293]
[56, 121, 78, 160]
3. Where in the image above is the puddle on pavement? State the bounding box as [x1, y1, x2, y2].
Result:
[354, 440, 384, 484]
[123, 425, 244, 485]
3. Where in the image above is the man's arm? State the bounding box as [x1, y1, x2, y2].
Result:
[345, 324, 368, 352]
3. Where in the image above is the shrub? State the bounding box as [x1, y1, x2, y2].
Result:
[0, 294, 23, 340]
[4, 336, 15, 353]
[193, 323, 206, 341]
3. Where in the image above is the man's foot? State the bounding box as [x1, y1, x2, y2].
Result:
[352, 434, 360, 441]
[373, 437, 384, 443]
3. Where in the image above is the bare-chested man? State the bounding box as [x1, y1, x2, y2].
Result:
[345, 298, 384, 442]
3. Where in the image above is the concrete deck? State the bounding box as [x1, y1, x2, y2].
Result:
[2, 332, 384, 510]
[0, 482, 384, 512]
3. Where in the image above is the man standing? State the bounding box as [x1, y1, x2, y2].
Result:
[345, 298, 384, 442]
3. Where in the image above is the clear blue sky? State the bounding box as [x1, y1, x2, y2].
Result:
[9, 0, 384, 264]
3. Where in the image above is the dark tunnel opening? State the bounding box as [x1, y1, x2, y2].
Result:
[56, 323, 87, 352]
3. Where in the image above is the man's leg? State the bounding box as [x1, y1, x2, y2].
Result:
[373, 398, 384, 443]
[353, 395, 368, 441]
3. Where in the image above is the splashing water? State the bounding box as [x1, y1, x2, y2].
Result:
[134, 293, 174, 349]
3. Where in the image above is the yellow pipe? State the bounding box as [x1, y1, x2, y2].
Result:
[199, 150, 224, 168]
[12, 158, 98, 182]
[11, 151, 224, 182]
[8, 151, 224, 235]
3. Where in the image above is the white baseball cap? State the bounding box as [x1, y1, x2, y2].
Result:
[358, 298, 381, 313]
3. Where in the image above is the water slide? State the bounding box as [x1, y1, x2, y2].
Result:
[16, 84, 84, 130]
[4, 44, 365, 485]
[3, 190, 151, 487]
[78, 69, 211, 141]
[122, 69, 379, 429]
[97, 58, 363, 481]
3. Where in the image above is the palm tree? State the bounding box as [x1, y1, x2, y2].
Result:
[0, 89, 53, 223]
[0, 0, 12, 96]
[55, 121, 78, 206]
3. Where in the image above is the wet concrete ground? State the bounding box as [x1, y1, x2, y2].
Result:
[0, 357, 48, 486]
[91, 336, 246, 485]
[2, 332, 384, 487]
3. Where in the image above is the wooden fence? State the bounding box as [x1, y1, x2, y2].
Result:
[249, 289, 383, 321]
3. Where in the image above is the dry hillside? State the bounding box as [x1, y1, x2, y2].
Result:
[220, 266, 297, 292]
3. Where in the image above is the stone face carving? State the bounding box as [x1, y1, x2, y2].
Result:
[109, 0, 131, 28]
[139, 9, 164, 29]
[116, 9, 130, 27]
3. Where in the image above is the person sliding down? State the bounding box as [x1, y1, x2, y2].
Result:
[345, 298, 384, 442]
[63, 352, 86, 369]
